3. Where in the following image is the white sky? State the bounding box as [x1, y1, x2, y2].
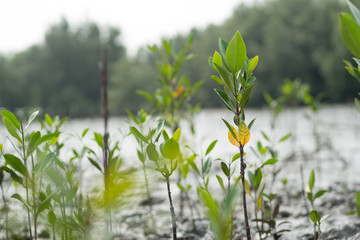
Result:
[0, 0, 248, 56]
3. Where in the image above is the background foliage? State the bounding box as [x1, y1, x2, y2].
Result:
[1, 0, 360, 117]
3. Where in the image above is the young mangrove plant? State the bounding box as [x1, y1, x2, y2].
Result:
[1, 110, 59, 240]
[209, 31, 258, 239]
[347, 191, 360, 217]
[128, 109, 163, 233]
[306, 169, 328, 240]
[0, 144, 10, 240]
[140, 34, 203, 219]
[146, 128, 182, 240]
[339, 0, 360, 113]
[198, 187, 238, 240]
[140, 34, 202, 132]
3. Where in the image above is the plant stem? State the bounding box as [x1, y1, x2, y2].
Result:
[100, 48, 112, 236]
[1, 183, 9, 240]
[240, 145, 251, 240]
[31, 155, 37, 240]
[166, 176, 177, 240]
[21, 126, 33, 240]
[143, 162, 156, 232]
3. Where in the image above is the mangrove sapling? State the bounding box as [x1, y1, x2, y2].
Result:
[306, 169, 328, 240]
[198, 187, 239, 240]
[1, 110, 59, 240]
[140, 35, 203, 219]
[0, 145, 10, 240]
[339, 0, 360, 113]
[145, 128, 182, 240]
[128, 109, 161, 233]
[86, 132, 137, 238]
[347, 191, 360, 217]
[209, 31, 259, 240]
[246, 144, 279, 240]
[215, 155, 243, 240]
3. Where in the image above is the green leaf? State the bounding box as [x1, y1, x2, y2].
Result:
[225, 31, 246, 74]
[212, 51, 223, 68]
[219, 38, 228, 60]
[214, 63, 232, 90]
[3, 118, 22, 143]
[222, 119, 238, 144]
[38, 193, 54, 215]
[348, 0, 360, 25]
[248, 55, 259, 73]
[1, 166, 24, 186]
[25, 110, 39, 130]
[339, 12, 360, 58]
[309, 210, 321, 224]
[309, 169, 315, 192]
[254, 168, 262, 188]
[66, 186, 78, 203]
[48, 210, 56, 226]
[216, 175, 226, 193]
[136, 90, 153, 103]
[126, 110, 139, 124]
[203, 158, 212, 175]
[314, 190, 327, 200]
[279, 133, 292, 142]
[177, 183, 185, 192]
[355, 191, 360, 206]
[205, 140, 218, 156]
[232, 153, 240, 162]
[88, 157, 103, 173]
[82, 128, 89, 138]
[208, 57, 215, 71]
[248, 118, 256, 130]
[155, 120, 165, 142]
[137, 149, 145, 162]
[93, 132, 104, 149]
[262, 158, 278, 167]
[172, 128, 181, 142]
[240, 85, 254, 109]
[211, 75, 223, 85]
[163, 138, 180, 160]
[28, 131, 41, 156]
[130, 127, 148, 144]
[12, 193, 31, 211]
[37, 132, 60, 147]
[188, 158, 200, 175]
[162, 129, 169, 141]
[221, 162, 229, 177]
[146, 143, 159, 161]
[2, 110, 21, 130]
[214, 89, 233, 111]
[4, 154, 28, 178]
[39, 152, 56, 172]
[261, 131, 270, 141]
[45, 113, 53, 127]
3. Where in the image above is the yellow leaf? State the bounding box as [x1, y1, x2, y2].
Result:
[245, 179, 252, 198]
[239, 121, 250, 146]
[256, 196, 262, 212]
[228, 125, 240, 147]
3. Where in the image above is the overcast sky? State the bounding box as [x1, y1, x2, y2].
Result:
[0, 0, 251, 55]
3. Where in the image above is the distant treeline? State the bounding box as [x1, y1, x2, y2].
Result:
[1, 0, 359, 117]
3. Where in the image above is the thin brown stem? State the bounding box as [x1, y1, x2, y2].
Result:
[100, 48, 112, 235]
[166, 176, 177, 240]
[240, 145, 251, 240]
